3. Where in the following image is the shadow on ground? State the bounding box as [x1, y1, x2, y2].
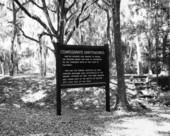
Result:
[0, 75, 116, 110]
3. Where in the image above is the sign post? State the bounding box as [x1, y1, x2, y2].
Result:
[56, 44, 110, 115]
[105, 44, 110, 112]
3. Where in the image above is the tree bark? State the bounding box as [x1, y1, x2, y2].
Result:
[135, 36, 143, 75]
[106, 10, 111, 45]
[148, 39, 153, 75]
[55, 0, 66, 115]
[10, 0, 17, 76]
[112, 0, 130, 111]
[162, 33, 168, 67]
[44, 49, 47, 76]
[0, 53, 5, 75]
[58, 0, 65, 44]
[0, 62, 4, 75]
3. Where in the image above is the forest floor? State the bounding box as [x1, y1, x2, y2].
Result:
[0, 74, 170, 136]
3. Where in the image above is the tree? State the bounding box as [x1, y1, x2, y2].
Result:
[127, 0, 170, 76]
[0, 48, 5, 74]
[13, 0, 97, 55]
[36, 39, 49, 76]
[112, 0, 130, 111]
[0, 4, 12, 41]
[77, 3, 111, 46]
[96, 2, 115, 76]
[9, 0, 17, 76]
[13, 0, 98, 115]
[95, 0, 130, 111]
[0, 47, 11, 74]
[0, 0, 27, 76]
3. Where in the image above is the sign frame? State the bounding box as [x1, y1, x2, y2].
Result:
[56, 43, 110, 115]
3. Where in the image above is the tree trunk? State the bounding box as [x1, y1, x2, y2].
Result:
[58, 0, 65, 44]
[10, 44, 15, 76]
[44, 52, 47, 76]
[10, 0, 17, 76]
[112, 0, 130, 111]
[0, 62, 4, 75]
[106, 10, 111, 45]
[162, 33, 168, 68]
[40, 45, 44, 76]
[55, 0, 66, 115]
[148, 39, 153, 75]
[155, 2, 159, 85]
[135, 36, 143, 75]
[16, 62, 19, 74]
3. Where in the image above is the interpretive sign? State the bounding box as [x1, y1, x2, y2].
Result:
[56, 44, 110, 115]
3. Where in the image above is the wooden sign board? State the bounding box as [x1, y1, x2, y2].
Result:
[56, 44, 110, 115]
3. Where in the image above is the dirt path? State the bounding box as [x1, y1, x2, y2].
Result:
[100, 107, 170, 136]
[1, 103, 170, 136]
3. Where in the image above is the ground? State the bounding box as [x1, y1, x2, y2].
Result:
[0, 74, 170, 136]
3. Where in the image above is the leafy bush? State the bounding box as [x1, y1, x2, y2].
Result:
[19, 62, 34, 73]
[151, 76, 170, 92]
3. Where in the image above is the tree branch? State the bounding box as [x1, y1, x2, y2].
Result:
[0, 1, 31, 15]
[41, 0, 57, 35]
[0, 3, 12, 11]
[47, 7, 57, 13]
[47, 0, 58, 13]
[96, 2, 107, 11]
[39, 31, 56, 39]
[84, 0, 98, 11]
[101, 0, 112, 7]
[29, 0, 43, 9]
[14, 0, 53, 37]
[65, 0, 76, 14]
[65, 13, 90, 44]
[65, 27, 76, 44]
[16, 1, 30, 13]
[80, 14, 90, 24]
[19, 27, 39, 43]
[18, 27, 54, 53]
[65, 1, 96, 43]
[66, 10, 77, 22]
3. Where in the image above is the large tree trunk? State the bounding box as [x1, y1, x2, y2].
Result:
[112, 0, 130, 111]
[58, 0, 65, 44]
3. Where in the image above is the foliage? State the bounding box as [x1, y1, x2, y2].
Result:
[0, 0, 170, 76]
[151, 76, 170, 91]
[19, 62, 34, 73]
[13, 0, 98, 45]
[128, 0, 170, 74]
[21, 47, 34, 58]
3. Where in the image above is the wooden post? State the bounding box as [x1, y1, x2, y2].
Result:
[56, 43, 62, 115]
